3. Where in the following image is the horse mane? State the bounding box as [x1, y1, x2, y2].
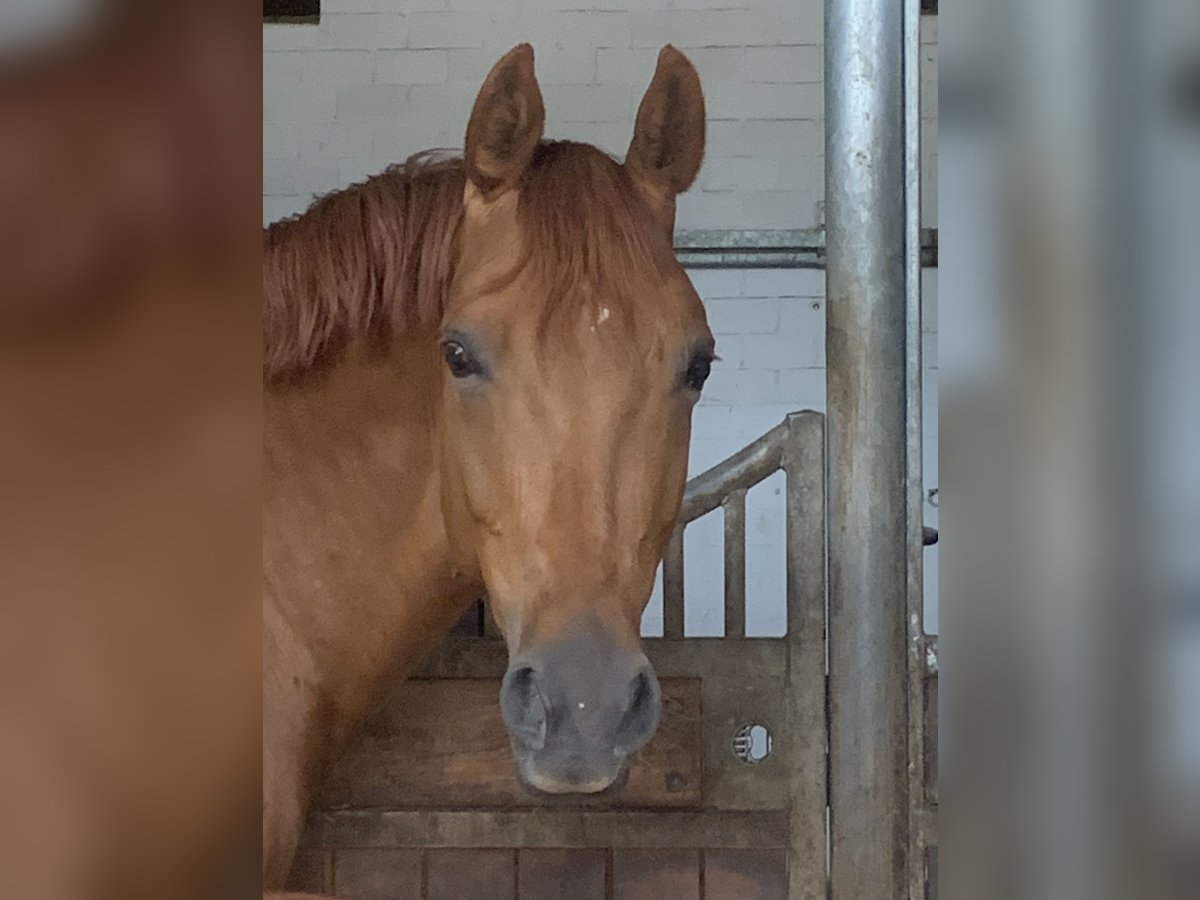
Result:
[263, 151, 464, 379]
[262, 141, 674, 380]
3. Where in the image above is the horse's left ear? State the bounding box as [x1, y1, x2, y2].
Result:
[464, 44, 545, 200]
[625, 46, 706, 226]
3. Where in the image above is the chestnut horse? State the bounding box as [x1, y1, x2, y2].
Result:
[262, 44, 712, 891]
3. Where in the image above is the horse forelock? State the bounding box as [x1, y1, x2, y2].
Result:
[262, 141, 678, 382]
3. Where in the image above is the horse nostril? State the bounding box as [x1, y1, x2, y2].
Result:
[500, 664, 547, 750]
[615, 666, 661, 755]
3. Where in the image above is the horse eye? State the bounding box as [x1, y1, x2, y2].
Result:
[442, 340, 479, 379]
[684, 353, 713, 392]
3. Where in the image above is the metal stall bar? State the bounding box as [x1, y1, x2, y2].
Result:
[722, 488, 747, 638]
[825, 0, 911, 897]
[784, 412, 829, 900]
[662, 528, 685, 639]
[902, 0, 935, 897]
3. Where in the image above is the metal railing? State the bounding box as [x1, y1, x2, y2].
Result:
[663, 417, 803, 640]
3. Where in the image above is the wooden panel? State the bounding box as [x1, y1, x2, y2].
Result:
[449, 600, 485, 636]
[699, 676, 791, 811]
[283, 848, 329, 894]
[612, 849, 700, 900]
[704, 849, 788, 899]
[319, 678, 701, 809]
[303, 810, 789, 851]
[427, 849, 515, 900]
[516, 849, 606, 900]
[418, 636, 790, 681]
[333, 849, 421, 899]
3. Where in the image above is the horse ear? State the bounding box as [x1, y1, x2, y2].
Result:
[626, 46, 706, 219]
[464, 44, 545, 200]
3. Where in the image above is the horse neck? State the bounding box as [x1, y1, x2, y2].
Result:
[263, 337, 483, 725]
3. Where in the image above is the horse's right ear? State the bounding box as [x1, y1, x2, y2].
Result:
[464, 44, 545, 201]
[625, 46, 706, 228]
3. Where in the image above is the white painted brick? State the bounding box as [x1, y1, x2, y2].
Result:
[704, 298, 780, 335]
[263, 122, 303, 160]
[370, 122, 461, 158]
[303, 50, 374, 85]
[754, 184, 825, 229]
[706, 81, 822, 120]
[707, 119, 823, 159]
[337, 157, 401, 187]
[776, 368, 825, 409]
[325, 14, 409, 49]
[675, 190, 743, 230]
[262, 155, 339, 196]
[300, 127, 373, 161]
[750, 269, 823, 299]
[263, 195, 308, 226]
[408, 11, 491, 48]
[601, 45, 755, 87]
[263, 51, 304, 86]
[667, 0, 757, 9]
[445, 0, 517, 9]
[553, 122, 627, 154]
[534, 47, 600, 85]
[702, 367, 780, 406]
[700, 157, 791, 193]
[263, 84, 336, 123]
[686, 268, 745, 298]
[545, 84, 633, 124]
[447, 47, 596, 85]
[375, 50, 449, 84]
[629, 8, 822, 48]
[406, 82, 484, 122]
[778, 294, 826, 334]
[549, 11, 632, 50]
[335, 85, 412, 123]
[745, 45, 822, 83]
[263, 22, 330, 52]
[684, 47, 748, 82]
[596, 47, 661, 84]
[523, 0, 634, 9]
[725, 331, 823, 370]
[323, 0, 416, 11]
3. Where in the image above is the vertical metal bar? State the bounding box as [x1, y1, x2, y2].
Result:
[903, 2, 929, 899]
[825, 0, 910, 895]
[723, 489, 747, 638]
[784, 412, 828, 900]
[662, 526, 685, 639]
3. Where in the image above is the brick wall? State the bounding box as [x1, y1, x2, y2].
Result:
[264, 1, 937, 229]
[262, 1, 940, 632]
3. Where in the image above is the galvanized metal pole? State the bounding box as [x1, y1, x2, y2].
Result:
[825, 0, 911, 896]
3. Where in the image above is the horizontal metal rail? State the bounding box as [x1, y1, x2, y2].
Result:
[680, 420, 790, 523]
[674, 227, 938, 269]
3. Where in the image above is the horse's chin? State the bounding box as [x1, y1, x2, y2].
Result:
[513, 752, 630, 801]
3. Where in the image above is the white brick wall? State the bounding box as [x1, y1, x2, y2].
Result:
[262, 2, 940, 634]
[264, 2, 938, 229]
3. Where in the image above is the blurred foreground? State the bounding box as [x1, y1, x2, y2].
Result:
[0, 4, 261, 898]
[942, 0, 1199, 898]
